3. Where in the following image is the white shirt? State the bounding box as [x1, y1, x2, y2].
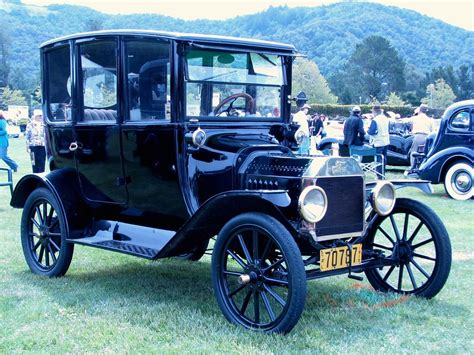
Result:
[371, 114, 390, 147]
[292, 110, 310, 135]
[408, 113, 433, 135]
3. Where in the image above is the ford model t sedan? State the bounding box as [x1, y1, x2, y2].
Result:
[11, 30, 451, 334]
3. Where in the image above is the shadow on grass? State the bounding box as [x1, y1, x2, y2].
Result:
[15, 256, 468, 334]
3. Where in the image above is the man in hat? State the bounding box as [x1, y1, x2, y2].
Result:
[343, 106, 366, 147]
[292, 104, 311, 155]
[405, 104, 434, 172]
[26, 109, 46, 173]
[368, 105, 390, 178]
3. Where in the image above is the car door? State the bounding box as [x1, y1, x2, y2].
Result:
[72, 37, 127, 204]
[119, 37, 189, 228]
[43, 42, 76, 172]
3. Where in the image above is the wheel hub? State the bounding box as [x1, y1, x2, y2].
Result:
[394, 241, 413, 264]
[238, 271, 258, 285]
[454, 172, 471, 192]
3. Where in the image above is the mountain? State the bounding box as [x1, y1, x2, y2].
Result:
[0, 0, 472, 91]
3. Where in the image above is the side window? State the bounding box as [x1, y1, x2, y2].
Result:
[124, 40, 170, 121]
[45, 45, 71, 122]
[449, 110, 470, 131]
[79, 40, 117, 123]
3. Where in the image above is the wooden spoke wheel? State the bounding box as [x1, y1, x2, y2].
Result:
[364, 198, 451, 298]
[21, 188, 74, 277]
[212, 213, 306, 334]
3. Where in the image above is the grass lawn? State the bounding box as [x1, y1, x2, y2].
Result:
[1, 136, 473, 352]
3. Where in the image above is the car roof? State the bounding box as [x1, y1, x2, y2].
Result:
[40, 29, 297, 53]
[443, 99, 474, 119]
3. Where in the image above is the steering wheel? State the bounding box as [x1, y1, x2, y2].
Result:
[213, 93, 256, 116]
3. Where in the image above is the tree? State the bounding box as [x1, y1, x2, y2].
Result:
[421, 79, 456, 109]
[0, 29, 9, 87]
[343, 36, 406, 103]
[292, 58, 337, 104]
[385, 92, 406, 106]
[1, 86, 27, 106]
[457, 64, 474, 100]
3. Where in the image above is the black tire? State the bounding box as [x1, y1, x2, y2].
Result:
[21, 188, 74, 277]
[211, 213, 306, 334]
[176, 239, 209, 261]
[443, 162, 473, 200]
[364, 198, 451, 298]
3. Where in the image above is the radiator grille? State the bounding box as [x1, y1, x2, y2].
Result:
[245, 156, 312, 177]
[315, 176, 364, 237]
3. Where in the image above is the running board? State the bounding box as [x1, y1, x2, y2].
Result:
[68, 220, 175, 259]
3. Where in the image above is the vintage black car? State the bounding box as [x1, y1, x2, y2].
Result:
[11, 30, 452, 334]
[412, 100, 473, 200]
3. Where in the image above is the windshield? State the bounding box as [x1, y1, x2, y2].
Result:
[185, 49, 284, 120]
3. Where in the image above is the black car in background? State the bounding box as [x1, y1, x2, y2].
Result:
[9, 30, 452, 334]
[318, 120, 414, 166]
[413, 100, 474, 200]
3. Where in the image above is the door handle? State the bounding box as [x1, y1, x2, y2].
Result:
[69, 142, 83, 151]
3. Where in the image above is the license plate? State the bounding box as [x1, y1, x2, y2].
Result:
[320, 244, 362, 272]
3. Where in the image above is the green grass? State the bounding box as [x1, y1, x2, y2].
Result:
[1, 137, 473, 353]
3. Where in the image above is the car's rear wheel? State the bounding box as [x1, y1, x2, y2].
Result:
[364, 198, 451, 298]
[212, 213, 306, 334]
[21, 188, 74, 277]
[443, 162, 473, 200]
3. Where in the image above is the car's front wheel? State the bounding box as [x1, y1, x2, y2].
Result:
[212, 213, 306, 334]
[21, 188, 74, 277]
[443, 162, 473, 200]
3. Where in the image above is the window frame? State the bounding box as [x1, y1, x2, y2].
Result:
[43, 41, 73, 125]
[75, 36, 120, 126]
[183, 47, 285, 123]
[447, 108, 472, 134]
[121, 36, 172, 124]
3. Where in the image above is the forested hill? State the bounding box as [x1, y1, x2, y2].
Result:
[0, 0, 472, 90]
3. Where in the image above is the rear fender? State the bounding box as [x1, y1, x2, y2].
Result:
[156, 190, 294, 258]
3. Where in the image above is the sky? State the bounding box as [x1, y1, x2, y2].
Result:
[21, 0, 474, 31]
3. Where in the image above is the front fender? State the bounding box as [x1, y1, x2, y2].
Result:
[156, 190, 293, 258]
[366, 179, 434, 195]
[419, 147, 473, 183]
[317, 137, 341, 150]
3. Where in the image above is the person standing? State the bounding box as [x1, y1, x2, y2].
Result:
[407, 104, 433, 169]
[26, 109, 46, 173]
[0, 111, 19, 172]
[343, 106, 366, 147]
[292, 104, 311, 155]
[368, 105, 390, 178]
[309, 113, 323, 153]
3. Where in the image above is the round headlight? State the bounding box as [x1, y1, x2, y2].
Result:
[298, 186, 328, 223]
[371, 181, 396, 216]
[294, 129, 306, 145]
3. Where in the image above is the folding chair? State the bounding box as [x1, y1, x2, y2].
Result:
[349, 146, 385, 180]
[0, 167, 13, 195]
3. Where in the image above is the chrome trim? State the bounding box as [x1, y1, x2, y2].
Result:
[298, 185, 328, 223]
[192, 128, 206, 147]
[314, 231, 363, 242]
